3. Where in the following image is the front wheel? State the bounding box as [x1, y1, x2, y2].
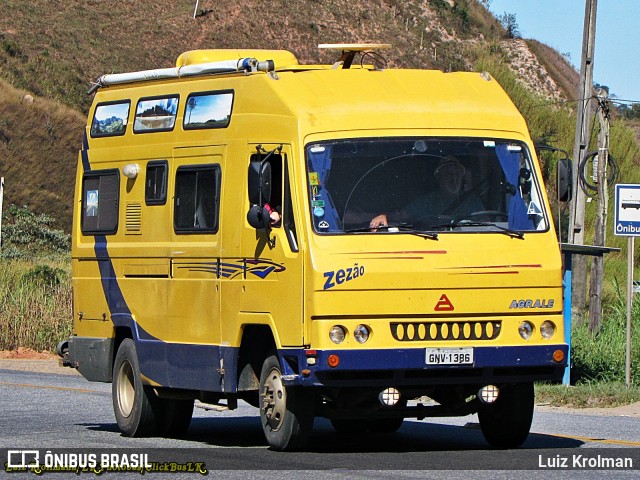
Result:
[478, 382, 534, 448]
[259, 354, 314, 450]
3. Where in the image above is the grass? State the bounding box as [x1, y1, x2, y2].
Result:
[536, 382, 640, 408]
[0, 258, 72, 352]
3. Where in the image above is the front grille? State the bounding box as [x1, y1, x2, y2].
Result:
[390, 320, 501, 342]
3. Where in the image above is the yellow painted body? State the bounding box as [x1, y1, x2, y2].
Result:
[70, 49, 565, 392]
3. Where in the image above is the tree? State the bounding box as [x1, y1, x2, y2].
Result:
[498, 12, 520, 39]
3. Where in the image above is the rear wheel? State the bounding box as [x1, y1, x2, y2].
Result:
[259, 354, 314, 450]
[112, 339, 158, 437]
[478, 382, 534, 448]
[159, 398, 194, 437]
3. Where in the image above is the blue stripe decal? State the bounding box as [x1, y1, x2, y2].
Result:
[81, 132, 90, 172]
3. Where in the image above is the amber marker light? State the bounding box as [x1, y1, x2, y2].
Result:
[553, 349, 565, 363]
[328, 354, 340, 367]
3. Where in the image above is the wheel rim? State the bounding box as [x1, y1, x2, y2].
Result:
[261, 367, 286, 431]
[116, 360, 135, 418]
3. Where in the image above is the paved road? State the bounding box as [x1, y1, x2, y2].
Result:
[1, 363, 640, 479]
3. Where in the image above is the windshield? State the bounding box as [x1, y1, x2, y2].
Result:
[305, 137, 548, 234]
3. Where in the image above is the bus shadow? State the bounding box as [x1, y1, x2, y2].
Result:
[81, 415, 583, 452]
[184, 416, 584, 452]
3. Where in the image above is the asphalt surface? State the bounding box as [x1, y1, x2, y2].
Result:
[1, 360, 640, 479]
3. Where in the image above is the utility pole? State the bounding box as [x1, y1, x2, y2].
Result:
[569, 0, 598, 314]
[588, 90, 610, 333]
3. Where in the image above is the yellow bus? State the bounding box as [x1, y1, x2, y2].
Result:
[59, 45, 567, 450]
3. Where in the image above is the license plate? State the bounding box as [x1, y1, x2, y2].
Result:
[426, 348, 474, 365]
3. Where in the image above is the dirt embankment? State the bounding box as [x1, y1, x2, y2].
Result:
[0, 348, 77, 375]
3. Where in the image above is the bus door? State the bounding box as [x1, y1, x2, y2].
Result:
[166, 145, 224, 390]
[221, 144, 304, 348]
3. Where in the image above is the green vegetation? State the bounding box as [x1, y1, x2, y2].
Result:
[1, 205, 70, 260]
[571, 279, 640, 384]
[536, 382, 640, 408]
[0, 206, 71, 351]
[0, 259, 71, 352]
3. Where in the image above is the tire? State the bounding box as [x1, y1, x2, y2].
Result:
[159, 398, 194, 438]
[478, 382, 534, 448]
[259, 354, 314, 451]
[112, 339, 159, 437]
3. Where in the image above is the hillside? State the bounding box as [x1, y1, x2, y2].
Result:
[0, 0, 636, 233]
[0, 79, 83, 229]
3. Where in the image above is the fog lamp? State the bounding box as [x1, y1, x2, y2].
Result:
[478, 385, 500, 404]
[379, 387, 400, 406]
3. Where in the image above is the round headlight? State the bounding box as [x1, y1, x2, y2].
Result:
[518, 321, 534, 340]
[329, 325, 346, 344]
[354, 324, 370, 344]
[540, 321, 556, 339]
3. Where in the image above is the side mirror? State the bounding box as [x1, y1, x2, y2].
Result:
[557, 158, 572, 202]
[248, 160, 272, 205]
[247, 204, 272, 230]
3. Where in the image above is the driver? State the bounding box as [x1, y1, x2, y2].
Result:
[370, 155, 483, 229]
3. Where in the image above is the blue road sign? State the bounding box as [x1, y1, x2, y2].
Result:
[615, 184, 640, 237]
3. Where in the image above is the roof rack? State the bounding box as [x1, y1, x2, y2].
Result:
[87, 57, 275, 94]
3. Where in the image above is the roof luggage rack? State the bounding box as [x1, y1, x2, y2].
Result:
[87, 57, 275, 94]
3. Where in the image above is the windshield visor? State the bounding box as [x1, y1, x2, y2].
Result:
[305, 138, 548, 234]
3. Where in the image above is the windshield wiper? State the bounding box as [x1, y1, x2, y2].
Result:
[448, 220, 525, 239]
[343, 223, 438, 240]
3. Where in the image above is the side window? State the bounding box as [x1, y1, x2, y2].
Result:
[250, 152, 283, 228]
[183, 90, 233, 129]
[90, 101, 130, 138]
[134, 95, 179, 133]
[145, 161, 168, 205]
[81, 169, 119, 235]
[174, 165, 221, 233]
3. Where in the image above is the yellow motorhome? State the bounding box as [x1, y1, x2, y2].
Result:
[59, 45, 568, 450]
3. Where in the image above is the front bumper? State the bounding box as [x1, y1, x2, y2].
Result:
[279, 344, 568, 387]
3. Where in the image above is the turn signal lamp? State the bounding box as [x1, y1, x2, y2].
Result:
[328, 354, 340, 368]
[553, 349, 565, 363]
